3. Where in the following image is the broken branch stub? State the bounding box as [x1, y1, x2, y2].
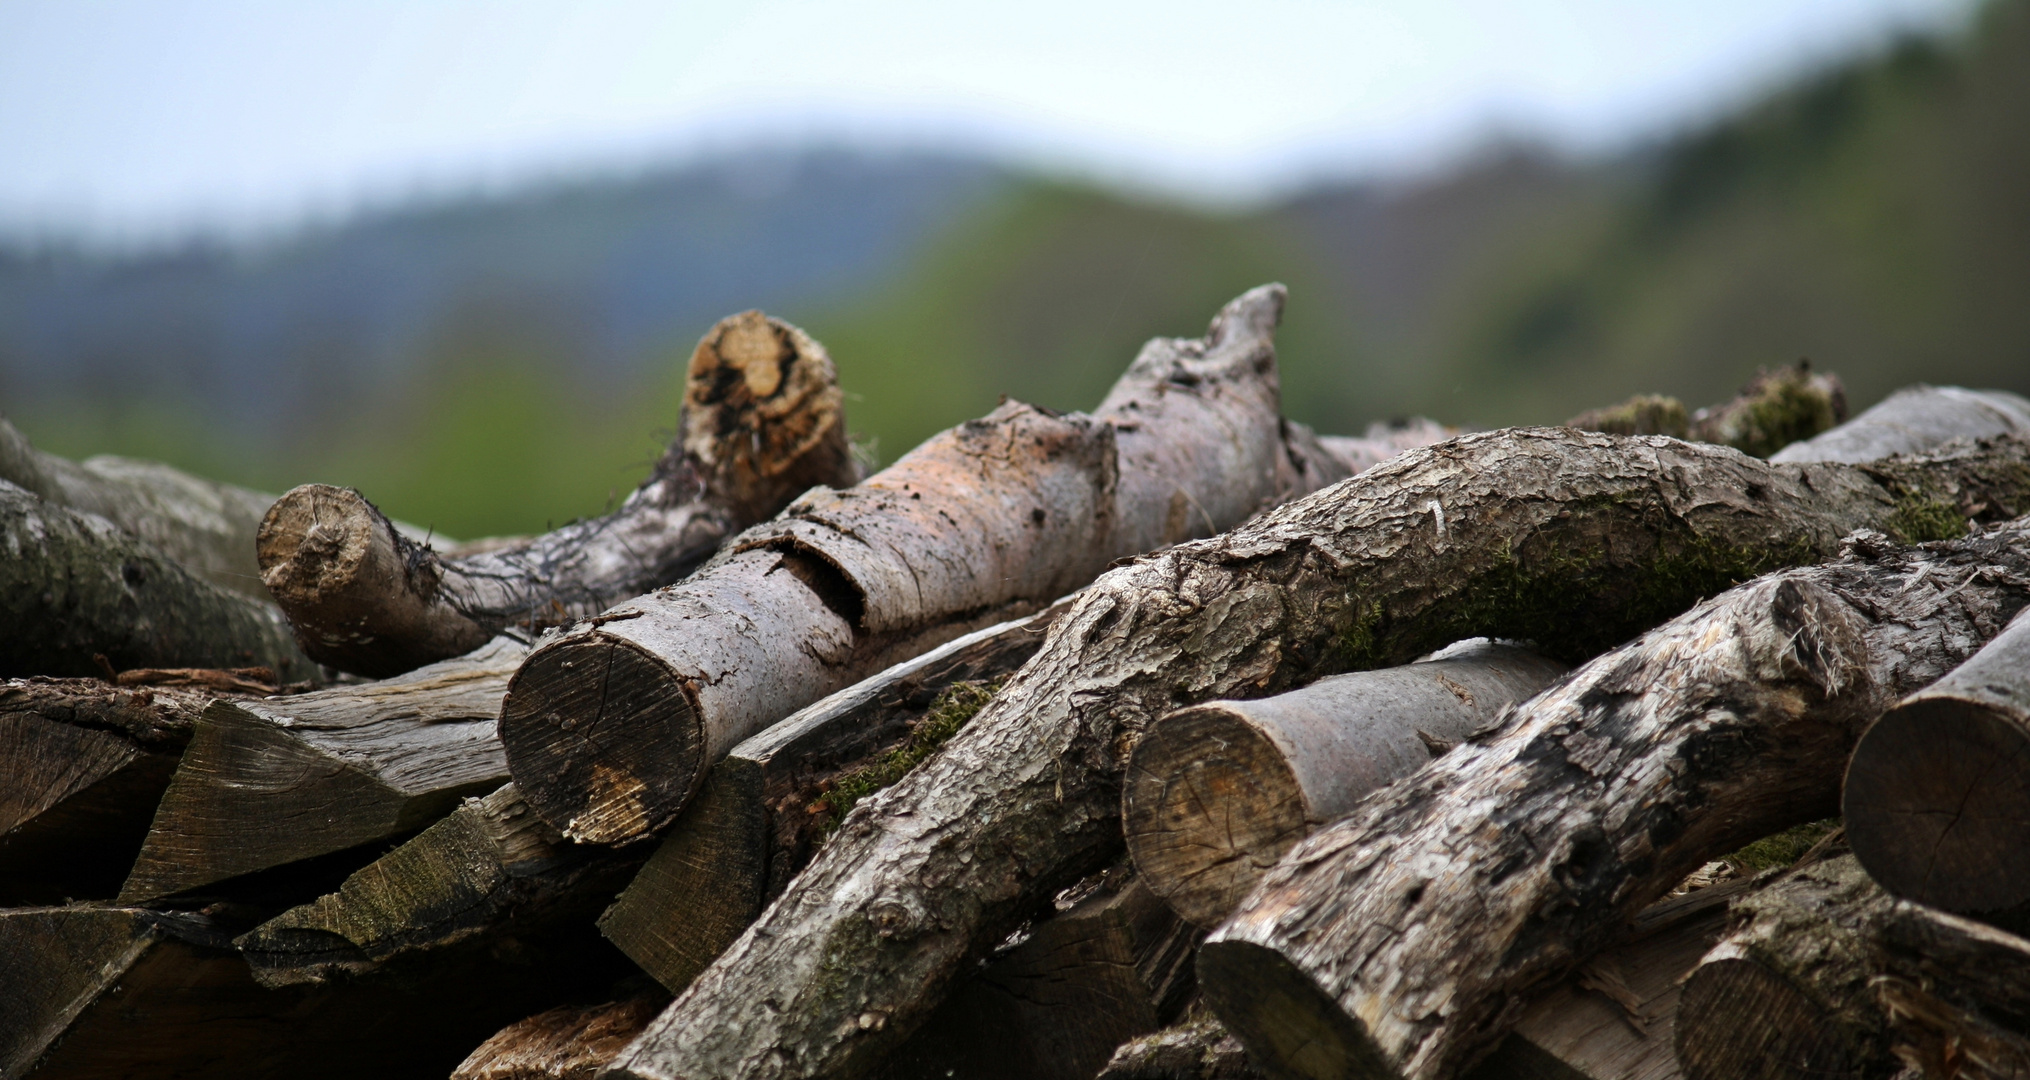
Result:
[257, 310, 858, 678]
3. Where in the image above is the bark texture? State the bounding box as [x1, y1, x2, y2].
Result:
[1673, 856, 1898, 1080]
[1196, 521, 2030, 1080]
[452, 995, 667, 1080]
[120, 635, 527, 902]
[606, 432, 2030, 1080]
[1844, 606, 2030, 914]
[0, 478, 317, 679]
[0, 678, 209, 904]
[597, 603, 1071, 993]
[1770, 385, 2030, 464]
[1869, 900, 2030, 1080]
[1568, 362, 1848, 459]
[1099, 1010, 1264, 1080]
[502, 284, 1348, 845]
[258, 310, 858, 678]
[1125, 641, 1567, 928]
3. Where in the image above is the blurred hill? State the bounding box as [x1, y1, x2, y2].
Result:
[2, 1, 2025, 537]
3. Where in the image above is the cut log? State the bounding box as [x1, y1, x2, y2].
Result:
[602, 432, 2030, 1080]
[873, 866, 1198, 1080]
[1318, 419, 1459, 474]
[1869, 899, 2030, 1079]
[0, 678, 209, 904]
[257, 310, 859, 679]
[596, 601, 1073, 993]
[0, 478, 318, 680]
[120, 635, 528, 902]
[1770, 384, 2030, 464]
[1566, 362, 1847, 458]
[1195, 521, 2030, 1080]
[235, 782, 645, 987]
[1124, 641, 1568, 928]
[452, 994, 668, 1080]
[502, 284, 1349, 846]
[1098, 1009, 1264, 1080]
[1844, 605, 2030, 915]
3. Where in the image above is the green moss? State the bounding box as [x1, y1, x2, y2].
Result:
[1886, 495, 1968, 543]
[1724, 375, 1841, 458]
[815, 680, 1000, 833]
[1567, 394, 1690, 437]
[1724, 818, 1841, 873]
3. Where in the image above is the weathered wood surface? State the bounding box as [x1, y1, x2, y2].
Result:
[874, 868, 1198, 1080]
[1125, 641, 1567, 928]
[1869, 899, 2030, 1079]
[1844, 606, 2030, 914]
[1770, 384, 2030, 464]
[120, 635, 527, 902]
[1196, 519, 2030, 1080]
[1318, 419, 1458, 474]
[502, 284, 1349, 846]
[1098, 1009, 1264, 1080]
[0, 478, 318, 680]
[452, 994, 668, 1080]
[603, 432, 2030, 1080]
[258, 311, 858, 679]
[597, 601, 1072, 993]
[1569, 362, 1847, 458]
[0, 678, 209, 904]
[235, 782, 645, 987]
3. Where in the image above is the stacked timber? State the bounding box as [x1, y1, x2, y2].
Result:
[10, 281, 2030, 1080]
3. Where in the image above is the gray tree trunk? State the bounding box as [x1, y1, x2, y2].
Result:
[604, 431, 2030, 1080]
[1125, 641, 1567, 928]
[1769, 385, 2030, 464]
[1196, 520, 2030, 1080]
[119, 635, 528, 902]
[501, 284, 1349, 846]
[257, 310, 861, 678]
[0, 479, 318, 679]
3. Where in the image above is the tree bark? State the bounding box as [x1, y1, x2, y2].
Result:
[603, 431, 2030, 1080]
[1195, 521, 2030, 1080]
[1318, 419, 1458, 475]
[1844, 605, 2030, 914]
[452, 994, 669, 1080]
[257, 310, 860, 679]
[0, 678, 209, 904]
[1124, 641, 1567, 928]
[1673, 855, 1899, 1080]
[1568, 362, 1848, 459]
[1770, 385, 2030, 464]
[119, 635, 528, 902]
[234, 782, 646, 988]
[596, 600, 1074, 993]
[0, 478, 319, 680]
[501, 284, 1348, 846]
[1869, 899, 2030, 1080]
[1099, 1009, 1265, 1080]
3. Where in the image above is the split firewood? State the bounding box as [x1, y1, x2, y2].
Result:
[597, 601, 1073, 993]
[1098, 1008, 1264, 1080]
[118, 634, 528, 902]
[1869, 898, 2030, 1079]
[0, 678, 209, 904]
[1769, 384, 2030, 464]
[873, 866, 1198, 1080]
[601, 432, 2030, 1080]
[1317, 418, 1458, 474]
[235, 782, 646, 988]
[0, 478, 317, 679]
[257, 310, 860, 678]
[1567, 361, 1848, 457]
[452, 993, 669, 1080]
[1844, 605, 2030, 916]
[1124, 640, 1568, 928]
[501, 284, 1348, 846]
[1195, 521, 2030, 1080]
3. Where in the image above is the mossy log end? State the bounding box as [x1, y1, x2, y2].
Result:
[0, 677, 210, 904]
[604, 434, 2030, 1080]
[0, 479, 318, 680]
[1568, 361, 1847, 458]
[503, 284, 1347, 846]
[597, 603, 1070, 994]
[257, 310, 859, 679]
[1198, 522, 2030, 1080]
[1844, 606, 2030, 914]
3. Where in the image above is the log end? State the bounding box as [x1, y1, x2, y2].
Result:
[1845, 697, 2030, 913]
[1124, 704, 1310, 929]
[1197, 939, 1397, 1080]
[1674, 955, 1873, 1080]
[681, 311, 857, 523]
[500, 634, 704, 845]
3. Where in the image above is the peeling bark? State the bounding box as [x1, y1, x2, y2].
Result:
[1770, 385, 2030, 464]
[119, 635, 528, 902]
[1125, 641, 1566, 928]
[605, 432, 2030, 1080]
[257, 310, 859, 678]
[502, 284, 1347, 846]
[1196, 521, 2030, 1080]
[452, 994, 668, 1080]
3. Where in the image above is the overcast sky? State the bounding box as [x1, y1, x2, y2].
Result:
[0, 0, 1975, 244]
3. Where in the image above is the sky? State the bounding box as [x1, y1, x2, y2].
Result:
[0, 0, 1977, 245]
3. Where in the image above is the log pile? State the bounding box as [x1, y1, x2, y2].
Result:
[4, 285, 2028, 1080]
